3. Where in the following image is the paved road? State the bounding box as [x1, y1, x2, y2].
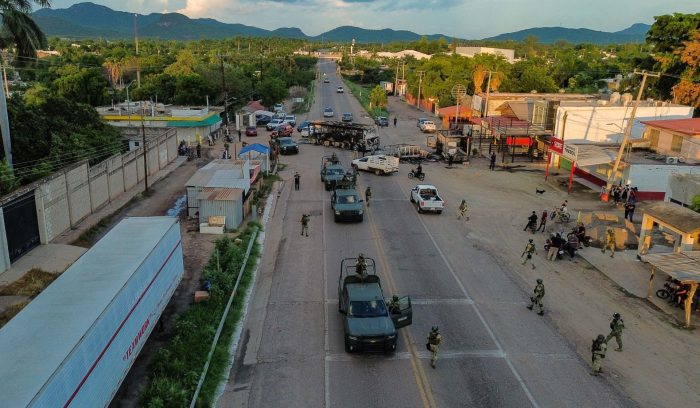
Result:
[220, 60, 634, 408]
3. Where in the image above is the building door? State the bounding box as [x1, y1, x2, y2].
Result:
[3, 190, 40, 263]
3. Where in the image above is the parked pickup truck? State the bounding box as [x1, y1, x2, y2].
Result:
[338, 256, 412, 353]
[410, 184, 445, 214]
[351, 154, 399, 175]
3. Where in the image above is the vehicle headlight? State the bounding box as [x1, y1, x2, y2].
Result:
[387, 334, 396, 339]
[348, 336, 358, 341]
[358, 210, 363, 215]
[335, 210, 341, 215]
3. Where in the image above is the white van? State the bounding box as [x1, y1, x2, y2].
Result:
[352, 155, 400, 175]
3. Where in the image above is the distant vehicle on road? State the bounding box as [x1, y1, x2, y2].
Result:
[266, 118, 286, 131]
[323, 107, 335, 118]
[410, 184, 445, 214]
[297, 120, 311, 132]
[338, 256, 412, 353]
[417, 118, 428, 128]
[420, 120, 436, 133]
[275, 137, 299, 155]
[374, 116, 389, 127]
[284, 115, 297, 126]
[352, 155, 399, 175]
[321, 156, 346, 190]
[273, 103, 284, 111]
[337, 86, 344, 93]
[256, 115, 272, 126]
[342, 112, 353, 122]
[331, 179, 364, 222]
[270, 124, 294, 138]
[324, 77, 330, 83]
[245, 126, 258, 136]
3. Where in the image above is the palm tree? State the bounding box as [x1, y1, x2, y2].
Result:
[0, 0, 51, 58]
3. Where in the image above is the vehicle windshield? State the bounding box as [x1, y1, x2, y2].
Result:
[279, 139, 294, 146]
[349, 300, 387, 317]
[338, 195, 358, 204]
[328, 168, 345, 175]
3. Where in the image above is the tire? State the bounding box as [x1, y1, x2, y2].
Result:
[656, 289, 670, 300]
[345, 337, 352, 353]
[418, 207, 424, 214]
[408, 172, 414, 179]
[352, 164, 358, 170]
[436, 210, 442, 215]
[334, 215, 340, 222]
[375, 169, 381, 176]
[562, 213, 571, 223]
[418, 174, 425, 181]
[410, 196, 415, 203]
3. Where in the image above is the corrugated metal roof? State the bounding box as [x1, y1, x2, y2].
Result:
[0, 217, 179, 407]
[641, 118, 700, 136]
[197, 187, 242, 201]
[206, 170, 241, 188]
[642, 251, 700, 283]
[185, 169, 215, 187]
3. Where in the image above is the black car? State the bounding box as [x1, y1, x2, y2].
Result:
[374, 116, 389, 127]
[277, 137, 299, 154]
[256, 115, 272, 126]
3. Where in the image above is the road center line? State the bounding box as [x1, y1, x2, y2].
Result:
[410, 197, 541, 408]
[322, 178, 331, 408]
[326, 349, 505, 362]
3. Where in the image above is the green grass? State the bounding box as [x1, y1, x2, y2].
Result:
[138, 225, 262, 407]
[343, 79, 389, 118]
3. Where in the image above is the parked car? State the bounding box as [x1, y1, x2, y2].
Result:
[420, 120, 436, 133]
[342, 112, 353, 122]
[274, 103, 284, 111]
[297, 120, 311, 132]
[271, 124, 294, 138]
[245, 126, 258, 136]
[266, 118, 285, 131]
[337, 86, 344, 93]
[324, 77, 330, 83]
[417, 118, 428, 128]
[274, 110, 286, 119]
[284, 115, 297, 126]
[323, 107, 335, 118]
[375, 116, 389, 127]
[256, 115, 272, 126]
[276, 137, 299, 154]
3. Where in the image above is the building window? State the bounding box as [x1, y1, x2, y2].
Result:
[671, 134, 683, 153]
[134, 141, 140, 146]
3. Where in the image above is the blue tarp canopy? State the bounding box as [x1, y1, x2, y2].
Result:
[239, 143, 270, 155]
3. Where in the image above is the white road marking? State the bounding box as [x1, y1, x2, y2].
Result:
[325, 349, 506, 362]
[411, 204, 541, 408]
[322, 187, 331, 408]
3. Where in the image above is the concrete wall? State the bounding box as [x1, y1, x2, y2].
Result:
[666, 173, 700, 206]
[554, 105, 694, 144]
[122, 151, 138, 191]
[89, 162, 109, 211]
[35, 174, 71, 243]
[65, 163, 91, 226]
[624, 164, 700, 201]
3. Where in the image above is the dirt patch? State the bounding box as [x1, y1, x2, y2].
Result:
[0, 268, 60, 297]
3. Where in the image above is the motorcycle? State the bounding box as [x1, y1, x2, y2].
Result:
[656, 277, 681, 300]
[408, 169, 425, 181]
[551, 208, 571, 223]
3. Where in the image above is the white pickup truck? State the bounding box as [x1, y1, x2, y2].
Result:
[352, 155, 399, 175]
[410, 184, 445, 214]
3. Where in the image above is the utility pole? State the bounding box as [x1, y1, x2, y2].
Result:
[483, 70, 494, 118]
[219, 55, 228, 125]
[141, 118, 149, 194]
[394, 61, 399, 96]
[134, 14, 140, 88]
[416, 70, 425, 109]
[602, 70, 659, 200]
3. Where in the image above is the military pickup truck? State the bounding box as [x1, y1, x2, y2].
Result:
[338, 256, 412, 353]
[331, 179, 364, 222]
[320, 155, 346, 191]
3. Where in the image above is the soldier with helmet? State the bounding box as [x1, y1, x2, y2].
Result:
[355, 253, 367, 277]
[605, 312, 625, 351]
[527, 278, 545, 316]
[426, 326, 443, 368]
[387, 295, 400, 314]
[521, 238, 538, 269]
[591, 334, 607, 375]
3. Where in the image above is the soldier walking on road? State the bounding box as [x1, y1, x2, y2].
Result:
[605, 313, 625, 351]
[527, 278, 545, 315]
[238, 128, 242, 142]
[521, 239, 538, 269]
[457, 200, 469, 221]
[393, 117, 397, 127]
[537, 209, 548, 232]
[294, 172, 300, 190]
[489, 152, 497, 170]
[601, 228, 616, 258]
[300, 214, 310, 237]
[591, 334, 607, 375]
[365, 186, 372, 207]
[427, 326, 442, 368]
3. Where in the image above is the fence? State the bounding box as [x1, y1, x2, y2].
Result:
[0, 128, 179, 268]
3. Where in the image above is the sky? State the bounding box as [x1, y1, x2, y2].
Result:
[46, 0, 700, 38]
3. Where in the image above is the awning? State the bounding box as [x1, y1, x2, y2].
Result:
[642, 251, 700, 283]
[239, 143, 270, 155]
[568, 145, 618, 167]
[167, 114, 221, 127]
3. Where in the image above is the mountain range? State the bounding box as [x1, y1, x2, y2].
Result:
[32, 2, 650, 44]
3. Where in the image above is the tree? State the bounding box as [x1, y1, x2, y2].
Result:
[503, 60, 558, 93]
[691, 193, 700, 212]
[257, 77, 288, 108]
[472, 65, 486, 93]
[671, 30, 700, 109]
[0, 0, 51, 57]
[369, 85, 387, 114]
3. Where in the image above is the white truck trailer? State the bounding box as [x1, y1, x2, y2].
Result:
[0, 217, 184, 407]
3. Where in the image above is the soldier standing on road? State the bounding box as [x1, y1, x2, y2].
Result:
[601, 228, 616, 258]
[388, 295, 400, 314]
[238, 128, 242, 142]
[489, 152, 497, 170]
[537, 209, 548, 232]
[605, 313, 625, 351]
[427, 326, 443, 368]
[457, 200, 469, 221]
[527, 278, 545, 315]
[393, 116, 397, 127]
[521, 239, 538, 269]
[300, 214, 310, 237]
[591, 334, 607, 375]
[294, 172, 300, 190]
[365, 186, 372, 207]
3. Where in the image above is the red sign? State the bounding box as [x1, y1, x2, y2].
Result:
[550, 137, 564, 154]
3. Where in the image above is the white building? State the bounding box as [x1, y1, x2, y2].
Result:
[553, 102, 694, 144]
[455, 47, 515, 63]
[376, 50, 432, 60]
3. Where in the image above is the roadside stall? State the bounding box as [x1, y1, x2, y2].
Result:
[641, 251, 700, 327]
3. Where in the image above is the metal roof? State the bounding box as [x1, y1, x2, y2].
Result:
[641, 201, 700, 234]
[640, 118, 700, 136]
[641, 251, 700, 283]
[197, 187, 242, 201]
[240, 143, 270, 155]
[571, 144, 619, 167]
[0, 217, 178, 407]
[206, 170, 244, 188]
